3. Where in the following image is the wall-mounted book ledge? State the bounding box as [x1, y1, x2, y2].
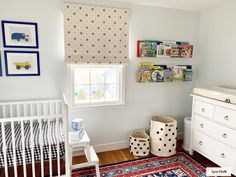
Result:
[137, 62, 192, 83]
[137, 40, 193, 58]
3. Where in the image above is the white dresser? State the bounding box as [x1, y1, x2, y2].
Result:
[190, 88, 236, 176]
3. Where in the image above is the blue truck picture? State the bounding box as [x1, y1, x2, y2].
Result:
[11, 33, 29, 42]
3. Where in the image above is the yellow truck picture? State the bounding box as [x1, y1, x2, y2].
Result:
[14, 62, 31, 70]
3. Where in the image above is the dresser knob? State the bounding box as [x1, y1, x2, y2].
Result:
[224, 116, 229, 120]
[222, 133, 227, 138]
[201, 108, 205, 112]
[200, 124, 204, 128]
[199, 141, 202, 145]
[221, 153, 225, 158]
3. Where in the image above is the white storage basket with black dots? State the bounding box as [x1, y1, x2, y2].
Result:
[129, 129, 150, 156]
[150, 116, 177, 157]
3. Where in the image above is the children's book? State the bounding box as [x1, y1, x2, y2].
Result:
[179, 45, 193, 58]
[151, 69, 164, 82]
[162, 41, 174, 57]
[157, 43, 165, 57]
[173, 66, 185, 81]
[141, 70, 152, 82]
[176, 41, 189, 45]
[171, 44, 179, 57]
[184, 69, 193, 81]
[139, 62, 166, 70]
[163, 69, 174, 82]
[137, 41, 157, 57]
[139, 62, 154, 69]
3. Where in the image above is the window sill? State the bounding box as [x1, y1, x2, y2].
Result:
[71, 102, 126, 109]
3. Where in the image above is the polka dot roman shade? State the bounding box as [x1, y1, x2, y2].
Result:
[64, 3, 130, 64]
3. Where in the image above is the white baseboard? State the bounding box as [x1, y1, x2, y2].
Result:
[73, 132, 184, 156]
[94, 140, 129, 153]
[72, 140, 129, 156]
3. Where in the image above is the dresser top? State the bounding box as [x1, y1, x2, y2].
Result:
[193, 86, 236, 104]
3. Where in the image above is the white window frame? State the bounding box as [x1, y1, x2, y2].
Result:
[70, 64, 126, 108]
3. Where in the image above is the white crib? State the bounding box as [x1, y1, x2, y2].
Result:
[0, 96, 70, 177]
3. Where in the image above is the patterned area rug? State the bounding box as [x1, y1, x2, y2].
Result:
[72, 152, 207, 177]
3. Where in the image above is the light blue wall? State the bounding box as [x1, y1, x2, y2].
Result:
[0, 0, 65, 101]
[69, 2, 200, 147]
[195, 0, 236, 88]
[0, 0, 200, 148]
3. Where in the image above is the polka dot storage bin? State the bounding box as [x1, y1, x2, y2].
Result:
[150, 116, 177, 157]
[129, 129, 150, 156]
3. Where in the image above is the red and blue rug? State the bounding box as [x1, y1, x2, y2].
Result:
[72, 152, 207, 177]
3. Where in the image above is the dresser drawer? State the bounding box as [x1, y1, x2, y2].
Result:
[194, 100, 214, 118]
[192, 130, 210, 153]
[192, 131, 236, 169]
[194, 115, 236, 148]
[215, 106, 236, 129]
[194, 115, 216, 138]
[215, 125, 236, 149]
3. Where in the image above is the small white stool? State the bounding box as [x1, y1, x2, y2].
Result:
[69, 131, 100, 177]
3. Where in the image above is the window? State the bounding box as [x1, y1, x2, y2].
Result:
[71, 65, 125, 107]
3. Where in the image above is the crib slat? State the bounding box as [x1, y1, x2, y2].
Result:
[11, 121, 18, 177]
[30, 104, 33, 116]
[21, 120, 27, 177]
[1, 122, 9, 177]
[49, 102, 53, 176]
[55, 101, 57, 114]
[24, 104, 27, 116]
[37, 103, 40, 116]
[49, 102, 53, 115]
[17, 104, 20, 117]
[2, 105, 6, 118]
[48, 118, 52, 177]
[63, 98, 70, 177]
[43, 102, 46, 115]
[9, 104, 13, 117]
[56, 117, 61, 176]
[39, 120, 44, 177]
[30, 119, 36, 177]
[55, 102, 61, 176]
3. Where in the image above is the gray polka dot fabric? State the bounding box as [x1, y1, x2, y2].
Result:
[150, 116, 177, 157]
[64, 3, 130, 64]
[129, 129, 150, 157]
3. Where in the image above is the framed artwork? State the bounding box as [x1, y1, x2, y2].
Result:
[4, 51, 40, 76]
[1, 20, 39, 48]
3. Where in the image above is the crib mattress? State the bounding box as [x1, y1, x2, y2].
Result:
[193, 86, 236, 104]
[0, 120, 65, 168]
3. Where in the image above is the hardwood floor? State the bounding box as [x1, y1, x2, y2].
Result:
[72, 140, 234, 176]
[73, 148, 149, 166]
[72, 140, 207, 166]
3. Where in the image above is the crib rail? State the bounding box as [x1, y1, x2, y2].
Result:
[0, 99, 62, 119]
[0, 97, 70, 177]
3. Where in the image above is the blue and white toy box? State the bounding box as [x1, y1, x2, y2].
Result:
[70, 130, 85, 141]
[72, 118, 84, 131]
[71, 118, 85, 141]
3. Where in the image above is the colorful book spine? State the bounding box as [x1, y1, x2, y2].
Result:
[137, 40, 193, 58]
[137, 62, 192, 83]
